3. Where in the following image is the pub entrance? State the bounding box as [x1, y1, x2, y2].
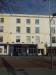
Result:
[10, 44, 37, 56]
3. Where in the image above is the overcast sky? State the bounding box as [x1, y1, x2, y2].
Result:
[0, 0, 56, 15]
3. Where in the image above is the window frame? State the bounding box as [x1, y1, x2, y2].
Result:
[0, 26, 3, 32]
[26, 19, 30, 24]
[35, 19, 39, 24]
[16, 18, 21, 23]
[52, 37, 56, 43]
[16, 36, 20, 42]
[26, 27, 30, 33]
[35, 27, 39, 33]
[26, 36, 31, 43]
[0, 18, 4, 23]
[0, 36, 3, 42]
[51, 27, 55, 33]
[36, 36, 40, 43]
[16, 26, 20, 33]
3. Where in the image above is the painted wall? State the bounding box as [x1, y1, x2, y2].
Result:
[0, 14, 56, 52]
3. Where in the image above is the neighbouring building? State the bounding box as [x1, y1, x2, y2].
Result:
[0, 13, 56, 56]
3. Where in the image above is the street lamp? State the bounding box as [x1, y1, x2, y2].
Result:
[48, 0, 53, 70]
[49, 13, 56, 70]
[48, 0, 56, 70]
[43, 0, 56, 70]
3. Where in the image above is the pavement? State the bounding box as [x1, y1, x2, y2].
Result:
[0, 68, 56, 75]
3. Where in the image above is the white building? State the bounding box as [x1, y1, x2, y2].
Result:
[0, 14, 56, 56]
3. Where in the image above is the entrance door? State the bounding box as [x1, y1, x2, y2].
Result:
[18, 47, 22, 56]
[13, 45, 22, 56]
[13, 46, 18, 56]
[21, 47, 27, 56]
[29, 47, 37, 56]
[9, 45, 14, 56]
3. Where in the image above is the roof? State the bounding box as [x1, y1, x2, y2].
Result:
[0, 0, 56, 15]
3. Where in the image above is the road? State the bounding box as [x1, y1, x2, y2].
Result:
[0, 56, 56, 68]
[0, 56, 56, 75]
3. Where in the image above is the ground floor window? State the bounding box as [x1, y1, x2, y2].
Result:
[10, 44, 37, 56]
[0, 36, 3, 42]
[29, 48, 33, 53]
[47, 47, 56, 55]
[18, 48, 22, 53]
[0, 48, 2, 53]
[4, 45, 7, 53]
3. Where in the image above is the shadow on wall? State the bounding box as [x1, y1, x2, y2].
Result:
[1, 57, 29, 75]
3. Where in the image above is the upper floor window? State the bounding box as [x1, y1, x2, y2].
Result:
[0, 36, 3, 42]
[16, 26, 20, 33]
[26, 36, 31, 43]
[35, 19, 39, 24]
[51, 19, 55, 25]
[0, 18, 4, 23]
[36, 36, 40, 43]
[35, 27, 39, 33]
[52, 37, 56, 43]
[26, 19, 30, 24]
[16, 18, 21, 23]
[16, 36, 20, 42]
[51, 27, 55, 33]
[0, 26, 3, 32]
[26, 27, 30, 33]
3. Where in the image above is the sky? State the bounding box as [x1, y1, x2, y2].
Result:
[0, 0, 56, 15]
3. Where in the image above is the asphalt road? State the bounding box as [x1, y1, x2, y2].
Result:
[0, 56, 56, 75]
[0, 56, 56, 68]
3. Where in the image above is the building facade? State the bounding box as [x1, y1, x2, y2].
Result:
[0, 13, 56, 56]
